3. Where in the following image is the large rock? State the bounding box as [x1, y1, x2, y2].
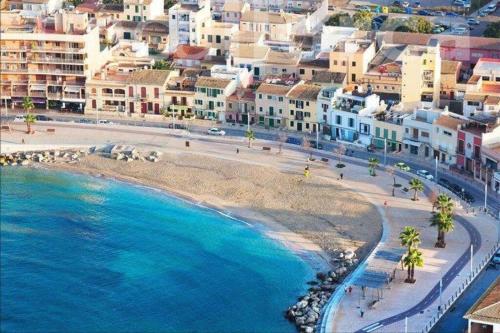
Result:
[344, 250, 356, 260]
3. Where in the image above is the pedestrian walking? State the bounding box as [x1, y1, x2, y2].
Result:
[348, 286, 352, 293]
[360, 309, 364, 318]
[21, 138, 25, 144]
[340, 173, 344, 180]
[344, 287, 348, 293]
[236, 148, 239, 154]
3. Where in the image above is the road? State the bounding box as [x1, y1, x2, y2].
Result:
[1, 112, 498, 217]
[357, 214, 482, 333]
[430, 264, 499, 333]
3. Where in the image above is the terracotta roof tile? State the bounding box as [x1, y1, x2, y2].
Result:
[173, 45, 209, 60]
[287, 83, 321, 100]
[256, 83, 292, 95]
[195, 76, 233, 89]
[126, 69, 171, 85]
[464, 278, 500, 325]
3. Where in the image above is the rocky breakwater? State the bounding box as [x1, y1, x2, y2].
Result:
[285, 249, 358, 333]
[0, 148, 93, 167]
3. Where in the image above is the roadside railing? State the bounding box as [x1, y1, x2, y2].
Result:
[421, 242, 500, 333]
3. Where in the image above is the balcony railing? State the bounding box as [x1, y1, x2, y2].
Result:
[47, 93, 62, 99]
[31, 46, 85, 53]
[31, 57, 84, 64]
[29, 91, 46, 97]
[12, 90, 28, 97]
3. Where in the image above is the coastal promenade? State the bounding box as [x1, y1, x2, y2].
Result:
[1, 121, 498, 333]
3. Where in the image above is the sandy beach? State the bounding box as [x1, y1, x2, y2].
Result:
[1, 123, 384, 269]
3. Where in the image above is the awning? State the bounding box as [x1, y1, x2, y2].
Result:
[31, 84, 46, 91]
[64, 86, 82, 93]
[403, 139, 422, 147]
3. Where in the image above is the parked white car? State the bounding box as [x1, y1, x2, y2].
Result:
[13, 115, 25, 122]
[207, 128, 225, 136]
[97, 119, 113, 125]
[452, 27, 468, 35]
[417, 169, 434, 180]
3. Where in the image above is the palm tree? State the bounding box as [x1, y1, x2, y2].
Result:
[409, 178, 424, 201]
[435, 193, 454, 215]
[399, 226, 421, 253]
[430, 211, 454, 248]
[368, 157, 379, 176]
[22, 96, 34, 113]
[245, 129, 255, 148]
[25, 113, 36, 134]
[403, 248, 424, 283]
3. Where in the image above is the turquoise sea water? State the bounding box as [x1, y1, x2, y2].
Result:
[0, 167, 314, 332]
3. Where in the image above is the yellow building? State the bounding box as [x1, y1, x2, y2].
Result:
[286, 82, 322, 133]
[239, 10, 302, 43]
[194, 76, 237, 121]
[200, 21, 239, 57]
[0, 10, 104, 110]
[401, 42, 441, 110]
[255, 83, 292, 128]
[329, 39, 375, 84]
[123, 0, 164, 22]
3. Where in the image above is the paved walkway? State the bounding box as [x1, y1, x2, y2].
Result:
[324, 163, 498, 332]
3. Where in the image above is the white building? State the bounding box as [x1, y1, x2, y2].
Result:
[211, 58, 253, 88]
[7, 0, 63, 16]
[123, 0, 164, 22]
[328, 88, 381, 145]
[168, 0, 211, 53]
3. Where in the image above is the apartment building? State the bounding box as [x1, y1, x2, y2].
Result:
[239, 10, 303, 43]
[372, 110, 410, 152]
[481, 127, 500, 193]
[7, 0, 63, 15]
[255, 83, 291, 128]
[456, 122, 488, 177]
[123, 0, 164, 22]
[85, 69, 177, 116]
[230, 45, 270, 77]
[440, 60, 462, 102]
[286, 82, 322, 133]
[225, 88, 256, 125]
[431, 113, 467, 165]
[168, 0, 210, 53]
[401, 41, 441, 110]
[463, 58, 500, 117]
[329, 39, 375, 85]
[256, 49, 301, 79]
[402, 107, 441, 159]
[222, 1, 250, 23]
[199, 21, 239, 57]
[0, 10, 104, 111]
[193, 76, 237, 120]
[328, 88, 380, 145]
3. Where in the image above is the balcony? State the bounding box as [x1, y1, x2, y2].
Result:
[29, 91, 46, 97]
[29, 68, 85, 76]
[31, 46, 85, 53]
[0, 56, 27, 63]
[1, 67, 28, 73]
[295, 114, 304, 121]
[47, 92, 62, 99]
[12, 90, 28, 97]
[31, 57, 84, 65]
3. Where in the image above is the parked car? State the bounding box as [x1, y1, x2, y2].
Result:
[485, 3, 497, 12]
[286, 137, 302, 145]
[76, 118, 94, 124]
[478, 10, 488, 16]
[207, 127, 225, 136]
[308, 140, 323, 150]
[433, 10, 445, 16]
[418, 9, 432, 15]
[438, 178, 452, 189]
[394, 162, 411, 171]
[13, 115, 25, 122]
[97, 119, 113, 125]
[453, 0, 465, 6]
[492, 249, 500, 265]
[452, 27, 468, 35]
[417, 169, 434, 180]
[35, 115, 53, 121]
[467, 18, 480, 25]
[445, 11, 460, 16]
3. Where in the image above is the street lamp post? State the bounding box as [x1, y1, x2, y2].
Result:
[470, 244, 473, 275]
[384, 138, 387, 166]
[439, 278, 443, 311]
[484, 169, 488, 212]
[435, 156, 438, 183]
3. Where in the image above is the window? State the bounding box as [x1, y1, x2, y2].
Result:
[290, 121, 294, 127]
[278, 97, 283, 102]
[348, 118, 354, 127]
[336, 115, 341, 125]
[290, 110, 294, 115]
[306, 101, 309, 106]
[351, 61, 356, 67]
[305, 123, 310, 129]
[421, 131, 429, 138]
[154, 87, 159, 99]
[443, 130, 452, 136]
[216, 35, 221, 43]
[482, 76, 490, 81]
[208, 35, 212, 42]
[341, 61, 346, 66]
[267, 95, 272, 100]
[135, 5, 139, 12]
[259, 107, 263, 112]
[258, 94, 262, 99]
[279, 109, 282, 114]
[334, 60, 338, 65]
[299, 68, 305, 75]
[224, 36, 229, 41]
[383, 129, 388, 138]
[172, 15, 175, 19]
[143, 5, 146, 9]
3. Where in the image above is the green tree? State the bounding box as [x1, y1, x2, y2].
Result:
[153, 60, 173, 70]
[353, 11, 374, 31]
[164, 0, 176, 10]
[25, 113, 36, 134]
[435, 194, 454, 215]
[325, 12, 353, 26]
[484, 21, 500, 38]
[403, 248, 424, 283]
[409, 178, 424, 201]
[399, 226, 421, 253]
[368, 157, 379, 176]
[245, 129, 255, 148]
[430, 211, 455, 248]
[407, 17, 433, 33]
[22, 96, 34, 113]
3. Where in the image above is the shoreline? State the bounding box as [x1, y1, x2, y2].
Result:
[41, 162, 332, 272]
